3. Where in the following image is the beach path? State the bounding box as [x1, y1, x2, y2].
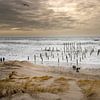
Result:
[61, 80, 86, 100]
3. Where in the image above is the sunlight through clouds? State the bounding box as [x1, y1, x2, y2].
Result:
[0, 0, 100, 36]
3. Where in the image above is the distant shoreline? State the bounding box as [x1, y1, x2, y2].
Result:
[0, 36, 100, 41]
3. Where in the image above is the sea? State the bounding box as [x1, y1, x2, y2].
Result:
[0, 37, 100, 68]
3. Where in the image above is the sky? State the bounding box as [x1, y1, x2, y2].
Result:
[0, 0, 100, 37]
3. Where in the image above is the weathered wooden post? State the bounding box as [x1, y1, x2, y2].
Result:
[27, 56, 29, 61]
[70, 54, 72, 61]
[76, 59, 78, 66]
[74, 53, 76, 59]
[45, 52, 47, 58]
[34, 55, 36, 64]
[52, 47, 54, 52]
[45, 47, 47, 51]
[40, 53, 43, 64]
[58, 57, 60, 66]
[97, 49, 100, 56]
[64, 43, 66, 53]
[80, 57, 82, 62]
[66, 55, 68, 63]
[90, 49, 94, 56]
[62, 52, 64, 60]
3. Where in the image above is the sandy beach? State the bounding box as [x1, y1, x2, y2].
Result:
[0, 61, 100, 100]
[0, 0, 100, 99]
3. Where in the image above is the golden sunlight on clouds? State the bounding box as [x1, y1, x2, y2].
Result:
[0, 0, 100, 36]
[47, 0, 100, 22]
[47, 0, 77, 13]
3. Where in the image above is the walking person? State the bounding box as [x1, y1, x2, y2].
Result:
[0, 58, 2, 62]
[3, 57, 5, 62]
[28, 56, 30, 61]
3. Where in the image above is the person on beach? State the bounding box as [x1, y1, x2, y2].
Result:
[0, 57, 5, 62]
[34, 55, 36, 63]
[3, 57, 5, 62]
[28, 56, 29, 61]
[72, 65, 76, 70]
[0, 58, 2, 62]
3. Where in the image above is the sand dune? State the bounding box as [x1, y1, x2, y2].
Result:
[0, 61, 100, 100]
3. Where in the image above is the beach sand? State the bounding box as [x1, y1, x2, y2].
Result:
[0, 61, 100, 100]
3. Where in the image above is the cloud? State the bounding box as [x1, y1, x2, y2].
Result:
[0, 0, 100, 33]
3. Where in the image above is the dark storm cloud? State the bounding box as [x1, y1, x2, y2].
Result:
[0, 0, 100, 30]
[0, 0, 76, 29]
[0, 0, 44, 29]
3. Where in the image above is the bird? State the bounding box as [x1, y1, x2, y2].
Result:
[22, 3, 29, 7]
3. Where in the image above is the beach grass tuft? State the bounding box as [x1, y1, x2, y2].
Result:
[0, 76, 69, 97]
[78, 80, 100, 97]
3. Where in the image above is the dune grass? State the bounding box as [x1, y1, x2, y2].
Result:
[49, 77, 69, 93]
[0, 76, 69, 98]
[32, 76, 53, 82]
[78, 80, 100, 97]
[22, 76, 68, 94]
[0, 80, 24, 98]
[54, 77, 67, 82]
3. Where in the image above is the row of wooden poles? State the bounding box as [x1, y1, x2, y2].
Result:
[28, 42, 100, 69]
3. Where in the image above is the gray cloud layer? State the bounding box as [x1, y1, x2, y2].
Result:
[0, 0, 100, 32]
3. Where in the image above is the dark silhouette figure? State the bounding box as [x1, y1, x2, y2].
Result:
[90, 49, 94, 56]
[76, 59, 78, 66]
[58, 58, 60, 66]
[72, 65, 76, 70]
[66, 55, 68, 62]
[76, 67, 80, 73]
[40, 53, 43, 63]
[3, 57, 5, 62]
[0, 57, 5, 62]
[28, 56, 29, 61]
[0, 58, 2, 62]
[97, 49, 100, 56]
[45, 52, 48, 58]
[34, 55, 36, 64]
